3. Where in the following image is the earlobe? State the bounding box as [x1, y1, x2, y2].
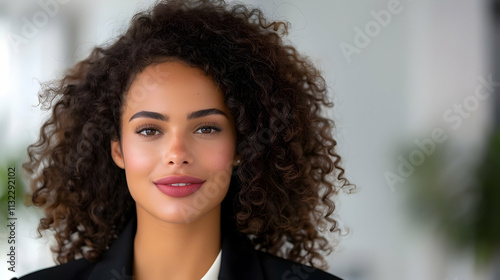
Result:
[233, 154, 242, 166]
[110, 140, 125, 169]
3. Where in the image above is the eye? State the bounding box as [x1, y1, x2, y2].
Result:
[195, 124, 222, 135]
[140, 128, 159, 136]
[136, 125, 162, 138]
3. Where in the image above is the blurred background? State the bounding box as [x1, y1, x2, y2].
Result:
[1, 0, 499, 279]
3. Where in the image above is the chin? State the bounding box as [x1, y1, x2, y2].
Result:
[141, 198, 220, 224]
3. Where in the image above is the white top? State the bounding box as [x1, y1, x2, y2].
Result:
[200, 249, 222, 280]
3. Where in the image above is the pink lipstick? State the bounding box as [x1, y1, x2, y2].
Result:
[153, 175, 205, 198]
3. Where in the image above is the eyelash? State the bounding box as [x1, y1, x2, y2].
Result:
[136, 124, 161, 138]
[197, 124, 222, 135]
[135, 123, 222, 139]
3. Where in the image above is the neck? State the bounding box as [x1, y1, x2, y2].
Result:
[133, 206, 221, 280]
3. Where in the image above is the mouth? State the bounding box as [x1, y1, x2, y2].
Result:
[154, 175, 205, 185]
[153, 175, 205, 198]
[167, 183, 194, 186]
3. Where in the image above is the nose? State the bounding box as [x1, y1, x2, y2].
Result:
[165, 130, 192, 166]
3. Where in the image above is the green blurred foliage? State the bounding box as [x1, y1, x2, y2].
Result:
[473, 130, 500, 263]
[404, 129, 500, 266]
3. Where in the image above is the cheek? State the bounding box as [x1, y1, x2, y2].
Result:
[200, 139, 235, 171]
[122, 139, 158, 176]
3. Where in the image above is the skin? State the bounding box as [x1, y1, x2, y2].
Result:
[111, 60, 241, 280]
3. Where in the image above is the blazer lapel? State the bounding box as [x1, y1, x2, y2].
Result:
[218, 229, 266, 280]
[87, 218, 136, 280]
[85, 216, 266, 280]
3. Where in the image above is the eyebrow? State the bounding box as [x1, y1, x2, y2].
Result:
[128, 108, 228, 122]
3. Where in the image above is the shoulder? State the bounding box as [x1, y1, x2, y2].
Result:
[221, 227, 343, 280]
[255, 250, 343, 280]
[13, 217, 135, 280]
[11, 258, 93, 280]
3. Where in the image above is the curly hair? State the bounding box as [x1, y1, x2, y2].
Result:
[23, 0, 353, 270]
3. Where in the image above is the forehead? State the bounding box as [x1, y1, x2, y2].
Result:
[123, 61, 228, 116]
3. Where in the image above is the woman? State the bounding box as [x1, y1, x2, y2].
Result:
[17, 0, 352, 279]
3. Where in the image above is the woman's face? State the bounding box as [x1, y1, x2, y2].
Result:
[111, 60, 239, 224]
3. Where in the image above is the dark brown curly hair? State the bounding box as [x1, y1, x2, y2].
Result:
[23, 0, 353, 270]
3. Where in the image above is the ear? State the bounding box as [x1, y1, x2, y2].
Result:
[110, 140, 125, 169]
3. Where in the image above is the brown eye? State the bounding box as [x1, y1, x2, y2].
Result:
[136, 126, 162, 138]
[199, 127, 213, 134]
[195, 125, 222, 135]
[142, 129, 158, 136]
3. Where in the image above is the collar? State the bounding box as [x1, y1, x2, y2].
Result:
[87, 217, 266, 280]
[200, 249, 221, 280]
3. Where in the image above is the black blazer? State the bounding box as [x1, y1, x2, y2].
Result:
[13, 217, 342, 280]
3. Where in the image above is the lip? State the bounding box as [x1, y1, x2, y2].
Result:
[154, 175, 205, 185]
[153, 175, 205, 198]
